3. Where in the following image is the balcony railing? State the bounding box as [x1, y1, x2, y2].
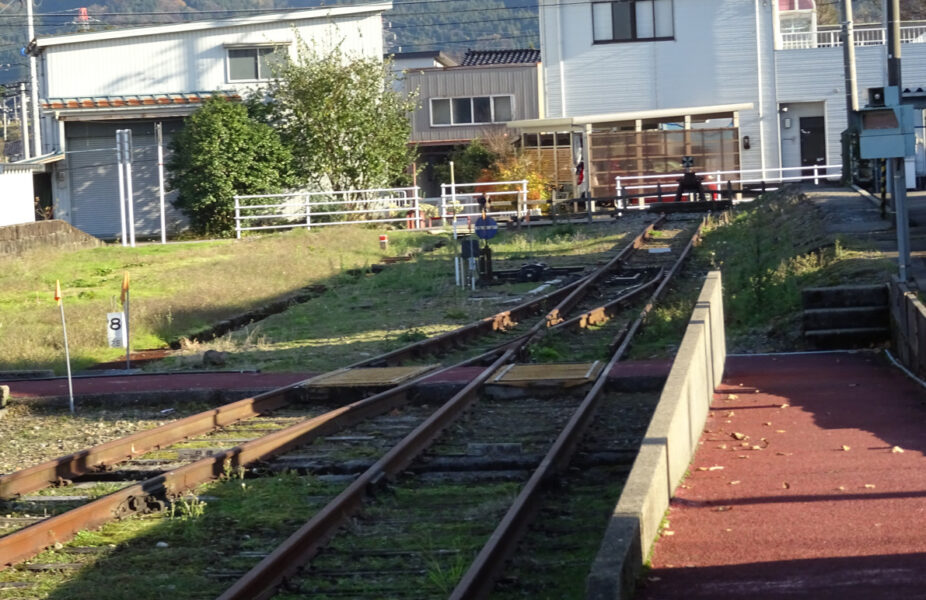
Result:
[780, 23, 926, 49]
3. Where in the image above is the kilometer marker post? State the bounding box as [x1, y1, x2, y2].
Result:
[121, 272, 131, 370]
[55, 280, 75, 414]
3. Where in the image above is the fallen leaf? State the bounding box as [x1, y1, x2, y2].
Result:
[714, 506, 732, 512]
[864, 484, 876, 489]
[717, 443, 728, 450]
[751, 445, 763, 451]
[663, 530, 675, 536]
[728, 393, 739, 399]
[738, 455, 749, 459]
[763, 422, 772, 426]
[841, 445, 851, 452]
[708, 465, 725, 471]
[776, 430, 786, 433]
[729, 480, 741, 485]
[836, 486, 847, 491]
[776, 451, 793, 456]
[731, 432, 747, 440]
[782, 482, 790, 489]
[726, 411, 735, 417]
[892, 446, 905, 454]
[740, 442, 751, 448]
[780, 403, 790, 409]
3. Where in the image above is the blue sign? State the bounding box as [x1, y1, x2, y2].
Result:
[474, 216, 498, 240]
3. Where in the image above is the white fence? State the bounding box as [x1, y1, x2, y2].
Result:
[439, 180, 536, 223]
[615, 164, 842, 206]
[781, 23, 926, 50]
[234, 187, 424, 238]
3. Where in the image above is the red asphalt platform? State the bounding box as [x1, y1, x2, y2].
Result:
[4, 372, 314, 400]
[636, 352, 926, 600]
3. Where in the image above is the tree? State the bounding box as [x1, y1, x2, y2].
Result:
[168, 96, 294, 237]
[250, 39, 417, 193]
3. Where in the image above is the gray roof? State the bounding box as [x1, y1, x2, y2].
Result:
[460, 49, 540, 66]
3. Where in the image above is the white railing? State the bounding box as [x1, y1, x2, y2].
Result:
[234, 186, 423, 238]
[614, 164, 842, 206]
[439, 179, 535, 224]
[781, 24, 926, 49]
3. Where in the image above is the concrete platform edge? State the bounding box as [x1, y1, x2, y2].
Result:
[587, 272, 726, 599]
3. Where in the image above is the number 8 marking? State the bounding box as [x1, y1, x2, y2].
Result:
[109, 317, 122, 331]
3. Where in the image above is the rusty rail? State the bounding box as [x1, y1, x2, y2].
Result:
[0, 235, 619, 501]
[0, 385, 299, 500]
[450, 216, 708, 599]
[215, 217, 667, 600]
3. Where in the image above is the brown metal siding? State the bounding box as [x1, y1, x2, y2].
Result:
[407, 64, 540, 143]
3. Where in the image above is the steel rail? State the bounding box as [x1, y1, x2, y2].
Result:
[0, 384, 300, 500]
[0, 231, 627, 500]
[0, 343, 512, 572]
[214, 219, 667, 600]
[0, 217, 664, 576]
[450, 216, 709, 599]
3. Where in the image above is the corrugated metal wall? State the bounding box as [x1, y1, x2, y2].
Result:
[406, 65, 540, 143]
[67, 120, 184, 240]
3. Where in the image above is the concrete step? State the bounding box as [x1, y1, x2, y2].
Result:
[804, 327, 889, 348]
[802, 284, 887, 310]
[802, 306, 889, 331]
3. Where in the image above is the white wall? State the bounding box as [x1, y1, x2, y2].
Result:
[41, 12, 384, 99]
[0, 169, 35, 227]
[540, 0, 778, 175]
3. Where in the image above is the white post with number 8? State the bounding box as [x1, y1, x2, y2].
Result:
[107, 312, 127, 348]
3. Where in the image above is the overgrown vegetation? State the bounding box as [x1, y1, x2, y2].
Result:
[631, 190, 895, 357]
[167, 97, 294, 237]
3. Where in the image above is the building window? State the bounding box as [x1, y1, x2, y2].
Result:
[430, 96, 514, 126]
[227, 46, 287, 82]
[592, 0, 674, 43]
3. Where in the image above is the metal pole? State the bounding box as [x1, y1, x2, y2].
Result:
[887, 0, 902, 91]
[59, 300, 74, 414]
[124, 289, 131, 370]
[156, 122, 167, 244]
[451, 161, 460, 287]
[116, 130, 127, 246]
[26, 0, 41, 157]
[841, 0, 858, 115]
[124, 129, 136, 247]
[19, 83, 30, 160]
[886, 0, 910, 281]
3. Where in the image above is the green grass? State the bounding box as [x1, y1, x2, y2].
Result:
[0, 220, 634, 375]
[630, 190, 896, 357]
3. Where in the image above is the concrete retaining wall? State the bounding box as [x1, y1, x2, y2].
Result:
[888, 276, 926, 377]
[586, 270, 726, 599]
[0, 220, 102, 255]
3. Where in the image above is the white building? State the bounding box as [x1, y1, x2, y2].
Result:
[31, 4, 390, 239]
[522, 0, 926, 197]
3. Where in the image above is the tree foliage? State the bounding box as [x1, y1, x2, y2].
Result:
[250, 40, 417, 193]
[167, 96, 293, 237]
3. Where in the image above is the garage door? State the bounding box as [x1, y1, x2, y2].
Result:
[67, 120, 185, 240]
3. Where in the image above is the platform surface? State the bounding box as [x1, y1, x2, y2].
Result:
[636, 352, 926, 600]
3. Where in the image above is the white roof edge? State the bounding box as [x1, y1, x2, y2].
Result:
[36, 3, 392, 48]
[507, 103, 755, 132]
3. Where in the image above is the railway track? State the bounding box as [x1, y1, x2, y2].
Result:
[0, 213, 708, 598]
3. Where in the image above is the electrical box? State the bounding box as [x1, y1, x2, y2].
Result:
[859, 87, 916, 159]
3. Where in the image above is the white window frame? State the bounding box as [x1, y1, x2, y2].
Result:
[225, 43, 290, 83]
[429, 95, 516, 127]
[592, 0, 675, 44]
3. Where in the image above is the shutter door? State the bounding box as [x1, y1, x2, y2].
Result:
[67, 120, 185, 240]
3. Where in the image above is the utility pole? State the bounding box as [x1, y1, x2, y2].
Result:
[886, 0, 910, 281]
[26, 0, 41, 157]
[840, 0, 859, 184]
[19, 83, 30, 160]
